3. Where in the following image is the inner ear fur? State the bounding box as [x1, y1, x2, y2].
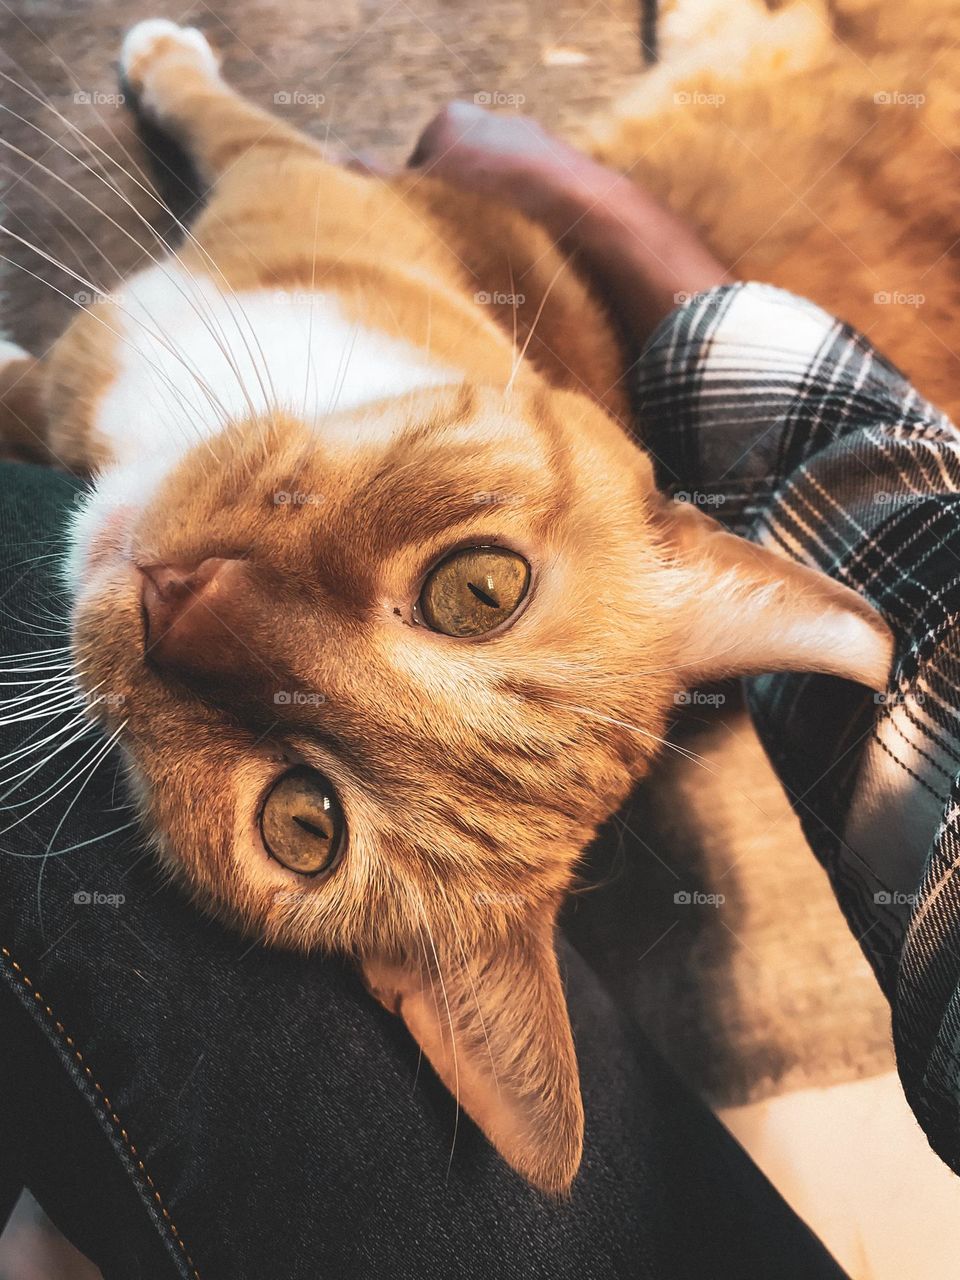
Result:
[362, 908, 583, 1195]
[652, 494, 893, 690]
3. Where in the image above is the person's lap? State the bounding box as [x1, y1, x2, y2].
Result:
[0, 462, 846, 1278]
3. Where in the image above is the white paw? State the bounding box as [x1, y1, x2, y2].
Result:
[121, 19, 219, 94]
[0, 339, 28, 369]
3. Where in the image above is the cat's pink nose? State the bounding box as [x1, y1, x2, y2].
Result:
[139, 557, 249, 678]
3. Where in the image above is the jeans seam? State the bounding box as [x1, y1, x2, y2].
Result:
[0, 943, 201, 1279]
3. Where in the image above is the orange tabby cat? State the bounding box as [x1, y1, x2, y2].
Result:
[588, 0, 960, 420]
[0, 20, 891, 1192]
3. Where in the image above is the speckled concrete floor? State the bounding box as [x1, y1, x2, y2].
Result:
[0, 0, 648, 352]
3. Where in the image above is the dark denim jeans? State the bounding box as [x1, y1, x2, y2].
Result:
[0, 463, 848, 1279]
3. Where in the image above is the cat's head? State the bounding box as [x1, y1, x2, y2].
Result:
[68, 380, 891, 1192]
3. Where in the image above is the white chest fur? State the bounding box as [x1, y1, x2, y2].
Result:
[94, 261, 457, 466]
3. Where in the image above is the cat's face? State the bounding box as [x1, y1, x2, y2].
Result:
[72, 379, 672, 935]
[69, 380, 677, 1189]
[68, 378, 892, 1193]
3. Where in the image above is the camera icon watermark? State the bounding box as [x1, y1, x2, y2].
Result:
[473, 90, 526, 107]
[874, 690, 925, 706]
[873, 890, 919, 906]
[274, 490, 324, 506]
[74, 89, 126, 107]
[674, 889, 725, 907]
[673, 91, 725, 107]
[474, 290, 526, 306]
[874, 91, 925, 108]
[673, 289, 723, 307]
[273, 89, 326, 108]
[73, 889, 125, 906]
[873, 491, 924, 507]
[273, 689, 326, 707]
[674, 690, 726, 707]
[873, 290, 925, 308]
[73, 289, 125, 308]
[673, 490, 726, 507]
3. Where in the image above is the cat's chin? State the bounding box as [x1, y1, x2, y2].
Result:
[83, 503, 136, 572]
[62, 499, 139, 610]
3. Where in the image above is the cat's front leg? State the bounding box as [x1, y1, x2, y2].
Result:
[120, 20, 320, 189]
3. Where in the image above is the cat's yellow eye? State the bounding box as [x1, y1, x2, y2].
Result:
[260, 768, 345, 877]
[418, 546, 531, 637]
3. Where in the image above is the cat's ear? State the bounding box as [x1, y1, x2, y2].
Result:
[652, 495, 893, 689]
[361, 910, 582, 1195]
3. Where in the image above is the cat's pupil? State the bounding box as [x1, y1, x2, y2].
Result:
[293, 814, 330, 840]
[468, 581, 499, 608]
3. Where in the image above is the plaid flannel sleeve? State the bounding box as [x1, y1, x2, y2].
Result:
[634, 281, 960, 1176]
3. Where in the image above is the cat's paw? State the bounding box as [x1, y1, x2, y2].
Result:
[121, 20, 220, 99]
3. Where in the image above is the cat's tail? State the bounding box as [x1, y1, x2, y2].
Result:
[0, 340, 52, 464]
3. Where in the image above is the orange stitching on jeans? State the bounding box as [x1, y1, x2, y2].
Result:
[1, 944, 201, 1278]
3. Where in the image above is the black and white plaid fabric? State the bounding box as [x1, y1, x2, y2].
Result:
[635, 282, 960, 1175]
